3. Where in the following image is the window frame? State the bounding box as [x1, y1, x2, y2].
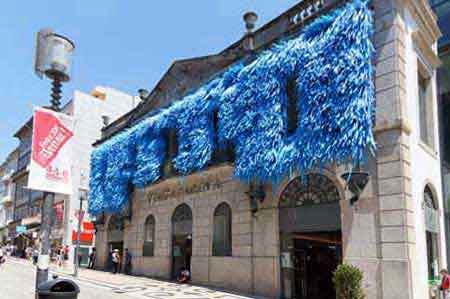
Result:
[417, 58, 436, 150]
[286, 78, 299, 135]
[212, 110, 235, 164]
[212, 202, 232, 257]
[143, 215, 155, 257]
[162, 128, 178, 178]
[423, 184, 440, 280]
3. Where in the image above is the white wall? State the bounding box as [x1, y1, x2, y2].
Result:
[404, 9, 446, 299]
[62, 87, 137, 265]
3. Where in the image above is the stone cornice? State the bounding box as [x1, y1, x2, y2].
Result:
[374, 118, 412, 135]
[412, 31, 442, 70]
[400, 0, 442, 44]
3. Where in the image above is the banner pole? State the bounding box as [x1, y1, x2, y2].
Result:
[35, 191, 55, 290]
[74, 194, 84, 277]
[35, 77, 62, 295]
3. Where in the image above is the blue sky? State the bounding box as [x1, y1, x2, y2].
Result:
[0, 0, 298, 162]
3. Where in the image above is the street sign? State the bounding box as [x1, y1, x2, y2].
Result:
[16, 225, 26, 233]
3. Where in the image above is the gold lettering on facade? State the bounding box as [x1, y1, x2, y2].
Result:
[145, 174, 224, 203]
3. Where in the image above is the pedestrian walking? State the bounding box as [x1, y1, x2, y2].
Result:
[57, 247, 65, 268]
[441, 269, 450, 299]
[25, 246, 32, 261]
[88, 247, 96, 269]
[107, 249, 113, 271]
[77, 251, 82, 267]
[0, 247, 5, 267]
[32, 247, 39, 265]
[64, 245, 69, 260]
[124, 248, 132, 275]
[112, 249, 120, 274]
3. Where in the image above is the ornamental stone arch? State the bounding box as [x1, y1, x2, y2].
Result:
[277, 171, 345, 299]
[422, 180, 440, 210]
[422, 181, 443, 280]
[278, 173, 344, 233]
[275, 169, 346, 207]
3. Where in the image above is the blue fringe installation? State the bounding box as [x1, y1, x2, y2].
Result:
[88, 0, 375, 215]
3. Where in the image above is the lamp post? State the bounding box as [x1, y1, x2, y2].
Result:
[341, 171, 369, 205]
[74, 189, 87, 277]
[246, 182, 265, 215]
[33, 28, 75, 289]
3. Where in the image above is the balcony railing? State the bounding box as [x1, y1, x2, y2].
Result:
[1, 195, 13, 206]
[17, 151, 31, 171]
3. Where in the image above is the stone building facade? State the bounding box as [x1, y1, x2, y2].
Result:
[93, 1, 444, 299]
[0, 148, 18, 243]
[7, 86, 138, 260]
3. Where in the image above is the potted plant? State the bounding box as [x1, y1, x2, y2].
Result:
[333, 264, 365, 299]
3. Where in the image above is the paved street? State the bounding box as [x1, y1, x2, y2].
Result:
[0, 258, 262, 299]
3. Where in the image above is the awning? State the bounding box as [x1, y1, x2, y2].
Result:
[21, 215, 41, 226]
[15, 227, 39, 239]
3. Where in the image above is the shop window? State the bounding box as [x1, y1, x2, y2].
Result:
[162, 129, 178, 177]
[286, 78, 299, 135]
[424, 185, 439, 280]
[212, 202, 232, 256]
[418, 64, 435, 148]
[212, 110, 235, 164]
[143, 215, 155, 257]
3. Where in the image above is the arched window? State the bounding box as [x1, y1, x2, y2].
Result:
[143, 215, 155, 257]
[162, 128, 178, 177]
[286, 78, 299, 135]
[424, 185, 439, 280]
[212, 110, 235, 163]
[213, 203, 232, 256]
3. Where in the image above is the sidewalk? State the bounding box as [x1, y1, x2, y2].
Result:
[9, 257, 266, 299]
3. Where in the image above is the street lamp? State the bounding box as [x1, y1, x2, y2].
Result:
[34, 28, 75, 111]
[33, 28, 75, 289]
[341, 171, 369, 205]
[246, 182, 265, 215]
[74, 189, 87, 277]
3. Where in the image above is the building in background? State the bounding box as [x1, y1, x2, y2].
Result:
[0, 148, 19, 244]
[430, 0, 450, 269]
[8, 86, 139, 263]
[91, 1, 444, 299]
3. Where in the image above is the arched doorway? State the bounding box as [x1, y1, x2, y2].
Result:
[171, 204, 193, 279]
[279, 173, 342, 299]
[423, 184, 440, 281]
[107, 215, 124, 270]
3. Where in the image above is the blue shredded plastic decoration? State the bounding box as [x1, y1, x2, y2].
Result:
[88, 0, 375, 215]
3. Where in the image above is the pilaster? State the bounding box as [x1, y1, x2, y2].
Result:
[372, 0, 416, 298]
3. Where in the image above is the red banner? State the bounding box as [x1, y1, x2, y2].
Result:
[28, 108, 74, 194]
[32, 110, 73, 168]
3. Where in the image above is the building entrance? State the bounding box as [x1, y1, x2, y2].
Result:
[107, 215, 124, 271]
[171, 204, 193, 279]
[279, 174, 342, 299]
[291, 232, 342, 298]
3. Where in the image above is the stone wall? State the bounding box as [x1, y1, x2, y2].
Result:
[95, 165, 281, 297]
[93, 2, 443, 299]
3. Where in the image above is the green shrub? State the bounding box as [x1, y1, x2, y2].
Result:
[333, 264, 365, 299]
